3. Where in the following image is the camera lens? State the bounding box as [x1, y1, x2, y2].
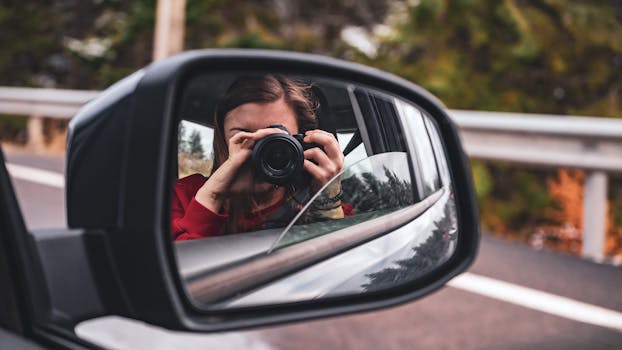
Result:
[264, 144, 293, 170]
[252, 133, 304, 185]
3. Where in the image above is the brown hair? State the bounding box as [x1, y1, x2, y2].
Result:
[212, 74, 319, 233]
[213, 74, 318, 170]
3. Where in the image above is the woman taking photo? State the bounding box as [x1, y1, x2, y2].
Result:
[172, 74, 346, 241]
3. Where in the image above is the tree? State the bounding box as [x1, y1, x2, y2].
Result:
[366, 0, 622, 117]
[0, 0, 156, 89]
[341, 167, 415, 212]
[185, 0, 393, 54]
[0, 0, 394, 89]
[178, 122, 187, 153]
[187, 130, 204, 158]
[363, 199, 457, 292]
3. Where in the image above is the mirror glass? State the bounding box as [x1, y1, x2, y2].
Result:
[172, 71, 458, 310]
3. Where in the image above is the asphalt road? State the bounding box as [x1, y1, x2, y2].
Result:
[3, 147, 622, 349]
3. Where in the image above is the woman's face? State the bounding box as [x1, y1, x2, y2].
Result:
[223, 97, 299, 195]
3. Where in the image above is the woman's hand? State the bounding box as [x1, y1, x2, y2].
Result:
[225, 128, 286, 166]
[303, 129, 344, 195]
[195, 128, 287, 212]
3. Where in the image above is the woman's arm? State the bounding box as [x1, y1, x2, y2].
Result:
[171, 174, 229, 241]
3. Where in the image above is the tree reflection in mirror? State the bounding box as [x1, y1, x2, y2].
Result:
[172, 72, 459, 309]
[270, 152, 415, 251]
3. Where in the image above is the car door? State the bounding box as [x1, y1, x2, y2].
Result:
[0, 148, 106, 349]
[0, 150, 47, 349]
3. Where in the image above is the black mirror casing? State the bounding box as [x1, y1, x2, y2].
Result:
[65, 49, 479, 332]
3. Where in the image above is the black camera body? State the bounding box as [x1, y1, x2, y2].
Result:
[251, 124, 321, 186]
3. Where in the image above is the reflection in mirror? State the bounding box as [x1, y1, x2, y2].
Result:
[172, 71, 458, 310]
[270, 152, 415, 251]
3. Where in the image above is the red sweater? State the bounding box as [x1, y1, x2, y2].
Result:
[171, 174, 286, 241]
[171, 174, 226, 241]
[171, 174, 354, 241]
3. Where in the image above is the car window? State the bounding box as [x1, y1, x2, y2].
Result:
[176, 123, 368, 181]
[424, 116, 451, 186]
[394, 99, 441, 197]
[270, 151, 415, 250]
[177, 120, 214, 178]
[337, 132, 368, 168]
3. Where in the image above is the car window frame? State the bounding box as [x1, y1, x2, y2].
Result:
[394, 98, 442, 197]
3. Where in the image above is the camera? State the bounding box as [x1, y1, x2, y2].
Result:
[251, 124, 321, 185]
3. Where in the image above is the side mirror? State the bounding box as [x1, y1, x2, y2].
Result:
[65, 50, 479, 331]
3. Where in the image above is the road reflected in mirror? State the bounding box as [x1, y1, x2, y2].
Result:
[172, 71, 458, 310]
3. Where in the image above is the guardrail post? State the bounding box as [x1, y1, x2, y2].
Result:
[27, 115, 45, 152]
[582, 171, 608, 261]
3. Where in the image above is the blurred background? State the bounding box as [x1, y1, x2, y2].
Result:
[1, 1, 622, 348]
[1, 0, 621, 259]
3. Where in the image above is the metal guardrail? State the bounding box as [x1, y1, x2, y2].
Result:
[452, 110, 622, 261]
[452, 110, 622, 173]
[0, 87, 99, 119]
[0, 87, 100, 150]
[1, 87, 621, 261]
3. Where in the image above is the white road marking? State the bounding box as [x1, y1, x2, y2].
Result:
[449, 272, 622, 332]
[6, 163, 64, 188]
[6, 163, 622, 333]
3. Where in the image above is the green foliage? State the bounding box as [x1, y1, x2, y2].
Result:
[0, 0, 155, 89]
[2, 1, 619, 115]
[470, 160, 492, 200]
[366, 0, 622, 118]
[479, 162, 553, 235]
[0, 115, 27, 144]
[0, 1, 391, 90]
[0, 3, 61, 87]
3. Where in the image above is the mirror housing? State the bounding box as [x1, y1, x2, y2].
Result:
[66, 49, 479, 331]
